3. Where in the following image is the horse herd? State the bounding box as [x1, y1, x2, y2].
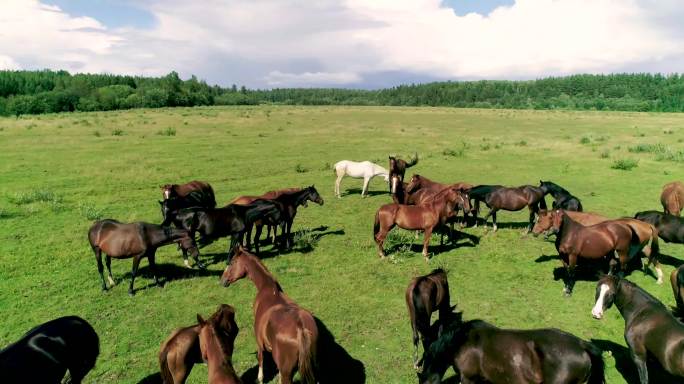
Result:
[4, 153, 684, 383]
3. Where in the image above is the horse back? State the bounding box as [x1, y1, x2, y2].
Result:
[89, 220, 146, 256]
[629, 305, 684, 375]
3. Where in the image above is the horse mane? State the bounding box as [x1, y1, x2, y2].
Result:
[617, 277, 668, 309]
[424, 316, 474, 364]
[542, 181, 570, 195]
[468, 185, 502, 198]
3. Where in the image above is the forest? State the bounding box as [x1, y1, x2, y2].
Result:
[1, 70, 684, 115]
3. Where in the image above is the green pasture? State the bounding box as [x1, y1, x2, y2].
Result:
[1, 106, 684, 383]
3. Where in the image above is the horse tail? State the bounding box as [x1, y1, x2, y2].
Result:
[583, 341, 606, 384]
[406, 153, 419, 168]
[297, 322, 317, 384]
[159, 347, 174, 384]
[649, 226, 660, 266]
[373, 210, 381, 239]
[206, 184, 217, 208]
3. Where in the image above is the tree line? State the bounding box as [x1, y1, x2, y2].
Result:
[1, 70, 684, 116]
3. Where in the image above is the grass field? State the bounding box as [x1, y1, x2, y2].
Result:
[2, 106, 684, 383]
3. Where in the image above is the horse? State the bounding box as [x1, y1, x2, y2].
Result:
[469, 184, 547, 232]
[161, 180, 215, 201]
[232, 187, 301, 246]
[539, 180, 583, 211]
[405, 175, 473, 224]
[88, 219, 199, 295]
[389, 154, 418, 187]
[661, 181, 684, 216]
[532, 209, 608, 237]
[591, 275, 684, 383]
[406, 268, 453, 369]
[549, 210, 661, 296]
[634, 210, 684, 243]
[334, 160, 389, 198]
[196, 304, 241, 384]
[374, 187, 464, 261]
[171, 201, 282, 261]
[672, 265, 684, 313]
[0, 316, 99, 384]
[418, 317, 604, 384]
[220, 247, 317, 384]
[265, 186, 324, 250]
[391, 178, 410, 204]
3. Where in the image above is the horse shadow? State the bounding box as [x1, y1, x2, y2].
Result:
[591, 339, 684, 384]
[122, 263, 223, 294]
[342, 188, 386, 197]
[250, 226, 346, 259]
[240, 316, 366, 383]
[534, 254, 559, 263]
[658, 251, 683, 268]
[135, 372, 162, 384]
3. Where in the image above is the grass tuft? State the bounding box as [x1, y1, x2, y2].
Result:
[8, 189, 62, 205]
[295, 164, 309, 173]
[610, 158, 638, 171]
[111, 129, 124, 136]
[79, 203, 104, 220]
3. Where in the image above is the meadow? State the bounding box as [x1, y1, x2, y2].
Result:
[1, 105, 684, 383]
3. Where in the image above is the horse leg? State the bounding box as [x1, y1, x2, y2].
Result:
[525, 205, 536, 234]
[105, 255, 115, 286]
[335, 174, 343, 198]
[286, 220, 294, 249]
[245, 223, 253, 250]
[128, 254, 143, 296]
[563, 254, 577, 296]
[257, 347, 265, 384]
[423, 227, 433, 262]
[375, 224, 393, 259]
[148, 251, 162, 288]
[93, 246, 107, 291]
[361, 177, 370, 197]
[254, 224, 264, 254]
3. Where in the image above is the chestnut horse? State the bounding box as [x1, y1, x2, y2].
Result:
[592, 275, 684, 382]
[419, 317, 604, 384]
[532, 209, 608, 237]
[405, 174, 473, 224]
[469, 184, 547, 232]
[0, 316, 99, 384]
[550, 210, 661, 296]
[374, 187, 464, 261]
[162, 180, 215, 201]
[662, 181, 684, 216]
[220, 247, 317, 384]
[389, 154, 418, 189]
[406, 268, 453, 368]
[160, 180, 217, 226]
[88, 219, 199, 295]
[197, 304, 241, 384]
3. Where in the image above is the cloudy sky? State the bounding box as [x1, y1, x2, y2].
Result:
[1, 0, 683, 89]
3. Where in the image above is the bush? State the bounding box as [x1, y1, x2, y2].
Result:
[611, 158, 638, 170]
[580, 136, 591, 144]
[293, 229, 319, 251]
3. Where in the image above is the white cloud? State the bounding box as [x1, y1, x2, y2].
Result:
[0, 0, 683, 87]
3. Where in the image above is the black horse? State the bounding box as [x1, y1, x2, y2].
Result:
[265, 186, 324, 250]
[419, 316, 604, 384]
[635, 210, 684, 243]
[160, 189, 217, 227]
[539, 180, 583, 211]
[171, 200, 282, 261]
[591, 274, 684, 382]
[0, 316, 99, 383]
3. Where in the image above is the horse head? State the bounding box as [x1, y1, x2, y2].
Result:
[592, 275, 619, 319]
[220, 246, 249, 287]
[531, 209, 552, 237]
[406, 174, 422, 193]
[306, 185, 324, 206]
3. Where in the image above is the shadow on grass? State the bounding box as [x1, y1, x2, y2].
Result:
[659, 251, 683, 268]
[591, 339, 684, 384]
[341, 188, 387, 197]
[249, 226, 346, 259]
[122, 262, 223, 294]
[136, 372, 162, 384]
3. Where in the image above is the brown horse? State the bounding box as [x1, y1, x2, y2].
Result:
[374, 187, 464, 261]
[197, 304, 241, 384]
[159, 305, 239, 384]
[671, 265, 684, 312]
[220, 247, 317, 384]
[662, 181, 684, 216]
[88, 219, 199, 295]
[550, 210, 661, 295]
[389, 154, 418, 188]
[469, 184, 547, 232]
[406, 268, 453, 368]
[162, 180, 215, 201]
[532, 210, 609, 237]
[405, 174, 473, 224]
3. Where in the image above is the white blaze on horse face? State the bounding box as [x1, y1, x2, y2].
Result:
[592, 284, 610, 319]
[163, 190, 170, 199]
[391, 176, 398, 194]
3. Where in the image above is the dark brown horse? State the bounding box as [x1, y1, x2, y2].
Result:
[592, 275, 684, 383]
[267, 186, 324, 250]
[419, 317, 605, 384]
[406, 268, 453, 368]
[197, 304, 241, 384]
[662, 181, 684, 216]
[220, 247, 317, 384]
[532, 209, 608, 237]
[374, 187, 464, 261]
[672, 265, 684, 312]
[162, 180, 215, 201]
[405, 174, 473, 224]
[469, 184, 547, 232]
[0, 316, 100, 384]
[389, 154, 418, 191]
[88, 219, 199, 295]
[550, 210, 661, 296]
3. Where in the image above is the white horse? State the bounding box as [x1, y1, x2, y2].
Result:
[334, 160, 389, 198]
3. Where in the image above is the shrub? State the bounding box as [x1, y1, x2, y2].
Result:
[157, 127, 176, 136]
[295, 164, 309, 173]
[293, 229, 319, 252]
[599, 150, 610, 159]
[111, 129, 124, 136]
[579, 136, 591, 144]
[79, 203, 104, 220]
[93, 130, 101, 137]
[655, 149, 684, 163]
[611, 158, 638, 171]
[628, 143, 666, 153]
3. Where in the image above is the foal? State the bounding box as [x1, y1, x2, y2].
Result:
[197, 304, 241, 384]
[221, 247, 317, 384]
[405, 268, 452, 368]
[88, 219, 198, 295]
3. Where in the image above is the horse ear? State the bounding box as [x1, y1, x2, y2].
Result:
[197, 314, 206, 325]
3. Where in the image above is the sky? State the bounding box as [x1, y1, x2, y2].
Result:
[1, 0, 683, 89]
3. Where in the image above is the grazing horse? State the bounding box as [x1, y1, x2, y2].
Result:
[161, 180, 215, 201]
[532, 209, 608, 237]
[469, 184, 547, 232]
[418, 317, 604, 384]
[671, 265, 684, 313]
[197, 304, 241, 384]
[662, 181, 684, 216]
[592, 275, 684, 383]
[88, 219, 199, 295]
[389, 154, 418, 187]
[232, 187, 301, 246]
[406, 268, 453, 368]
[334, 160, 389, 198]
[549, 210, 661, 296]
[374, 187, 464, 261]
[220, 247, 317, 384]
[0, 316, 99, 384]
[159, 304, 239, 384]
[539, 180, 583, 211]
[634, 210, 684, 243]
